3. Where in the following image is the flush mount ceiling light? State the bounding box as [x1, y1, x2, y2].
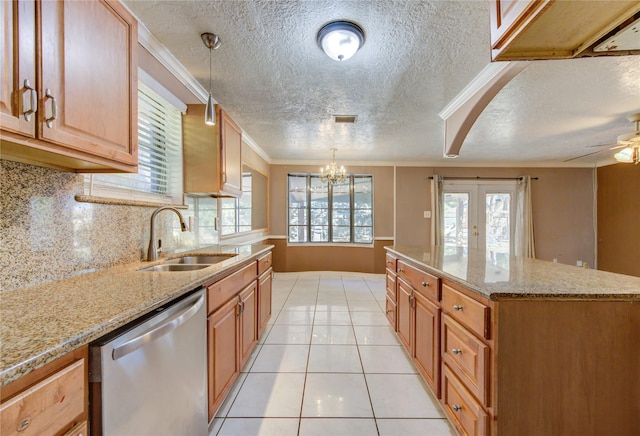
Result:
[201, 32, 221, 125]
[320, 148, 347, 184]
[317, 20, 365, 62]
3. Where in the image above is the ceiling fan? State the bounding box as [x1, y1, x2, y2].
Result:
[564, 113, 640, 164]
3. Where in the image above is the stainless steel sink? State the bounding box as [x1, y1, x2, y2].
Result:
[138, 264, 212, 272]
[165, 254, 237, 265]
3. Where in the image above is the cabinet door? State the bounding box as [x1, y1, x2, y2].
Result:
[239, 282, 257, 368]
[0, 0, 36, 137]
[39, 0, 137, 166]
[258, 269, 273, 337]
[396, 279, 413, 353]
[489, 0, 543, 49]
[219, 107, 242, 195]
[414, 291, 440, 397]
[207, 297, 239, 421]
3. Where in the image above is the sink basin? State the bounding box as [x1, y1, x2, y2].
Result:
[165, 254, 238, 265]
[138, 264, 212, 272]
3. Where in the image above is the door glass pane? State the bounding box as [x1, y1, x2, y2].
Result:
[444, 193, 469, 251]
[485, 193, 511, 267]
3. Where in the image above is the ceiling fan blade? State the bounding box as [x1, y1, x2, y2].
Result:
[563, 148, 613, 162]
[587, 142, 617, 148]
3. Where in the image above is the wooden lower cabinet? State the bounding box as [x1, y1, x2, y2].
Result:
[258, 268, 273, 336]
[396, 278, 413, 352]
[207, 297, 239, 421]
[413, 291, 440, 397]
[0, 347, 88, 436]
[442, 364, 488, 436]
[239, 282, 257, 368]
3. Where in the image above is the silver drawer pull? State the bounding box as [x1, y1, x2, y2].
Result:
[398, 268, 403, 273]
[386, 309, 392, 314]
[452, 405, 462, 412]
[421, 281, 429, 287]
[17, 416, 31, 432]
[22, 79, 37, 121]
[452, 348, 462, 355]
[453, 305, 463, 311]
[45, 88, 57, 128]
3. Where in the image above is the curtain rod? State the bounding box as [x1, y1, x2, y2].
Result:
[427, 176, 538, 180]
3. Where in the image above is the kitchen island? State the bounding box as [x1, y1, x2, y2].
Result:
[385, 245, 639, 436]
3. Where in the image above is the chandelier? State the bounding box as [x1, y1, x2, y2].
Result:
[320, 148, 347, 184]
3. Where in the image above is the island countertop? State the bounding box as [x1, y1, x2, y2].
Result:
[0, 244, 273, 387]
[385, 245, 640, 301]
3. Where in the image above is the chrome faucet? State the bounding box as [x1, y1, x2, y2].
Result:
[147, 207, 188, 261]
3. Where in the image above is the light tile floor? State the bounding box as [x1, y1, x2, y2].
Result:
[209, 272, 456, 436]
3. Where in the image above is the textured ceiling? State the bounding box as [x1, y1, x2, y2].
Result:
[123, 0, 640, 166]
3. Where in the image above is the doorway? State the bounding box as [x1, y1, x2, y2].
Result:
[442, 181, 516, 268]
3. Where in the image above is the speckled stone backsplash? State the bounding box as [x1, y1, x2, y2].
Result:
[0, 160, 217, 292]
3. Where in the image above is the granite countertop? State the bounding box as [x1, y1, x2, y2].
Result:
[386, 245, 640, 301]
[0, 244, 273, 387]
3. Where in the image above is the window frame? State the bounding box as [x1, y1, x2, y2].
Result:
[287, 173, 374, 245]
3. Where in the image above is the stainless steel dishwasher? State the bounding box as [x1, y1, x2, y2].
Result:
[89, 288, 207, 435]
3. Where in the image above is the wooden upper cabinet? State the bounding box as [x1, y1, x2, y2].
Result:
[0, 0, 36, 138]
[489, 0, 640, 61]
[0, 0, 138, 172]
[183, 104, 243, 197]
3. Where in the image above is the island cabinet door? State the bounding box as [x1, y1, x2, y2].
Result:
[207, 297, 239, 421]
[396, 278, 413, 353]
[413, 291, 440, 398]
[258, 269, 273, 337]
[238, 281, 258, 368]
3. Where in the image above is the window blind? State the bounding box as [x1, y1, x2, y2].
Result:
[85, 82, 183, 204]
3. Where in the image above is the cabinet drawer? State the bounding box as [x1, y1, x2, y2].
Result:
[442, 283, 490, 340]
[385, 295, 397, 330]
[207, 262, 256, 315]
[397, 260, 439, 302]
[65, 421, 88, 436]
[385, 253, 397, 271]
[0, 359, 85, 436]
[442, 364, 488, 436]
[442, 315, 490, 406]
[385, 270, 397, 302]
[257, 252, 272, 276]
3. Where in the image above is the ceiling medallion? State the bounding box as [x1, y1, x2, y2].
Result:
[317, 20, 365, 62]
[320, 148, 347, 184]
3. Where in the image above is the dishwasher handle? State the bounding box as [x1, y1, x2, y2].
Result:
[112, 292, 204, 361]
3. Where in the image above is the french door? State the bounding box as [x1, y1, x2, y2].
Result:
[442, 182, 516, 266]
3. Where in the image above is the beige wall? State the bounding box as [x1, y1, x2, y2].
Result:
[395, 166, 597, 268]
[597, 164, 640, 277]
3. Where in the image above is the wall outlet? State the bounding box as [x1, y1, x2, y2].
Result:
[552, 258, 558, 263]
[576, 260, 583, 267]
[424, 211, 431, 219]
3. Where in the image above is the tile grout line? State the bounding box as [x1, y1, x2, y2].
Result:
[297, 275, 320, 436]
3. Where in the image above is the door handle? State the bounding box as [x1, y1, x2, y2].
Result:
[112, 292, 204, 360]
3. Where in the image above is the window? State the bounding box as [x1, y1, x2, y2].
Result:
[220, 172, 252, 236]
[84, 81, 183, 204]
[288, 174, 373, 244]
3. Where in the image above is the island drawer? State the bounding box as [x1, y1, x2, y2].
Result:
[257, 252, 272, 276]
[442, 314, 490, 406]
[442, 283, 490, 339]
[397, 260, 440, 302]
[385, 253, 397, 272]
[442, 364, 488, 436]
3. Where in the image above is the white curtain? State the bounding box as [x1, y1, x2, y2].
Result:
[431, 175, 444, 246]
[515, 175, 536, 258]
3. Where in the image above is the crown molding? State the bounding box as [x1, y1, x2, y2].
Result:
[269, 158, 604, 168]
[136, 21, 209, 104]
[242, 134, 273, 164]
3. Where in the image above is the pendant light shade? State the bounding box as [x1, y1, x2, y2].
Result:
[201, 32, 221, 125]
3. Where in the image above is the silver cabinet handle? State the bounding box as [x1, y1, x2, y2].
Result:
[453, 305, 463, 311]
[45, 88, 57, 128]
[22, 79, 37, 121]
[452, 405, 462, 412]
[112, 292, 204, 360]
[452, 348, 462, 355]
[421, 281, 429, 287]
[17, 417, 31, 432]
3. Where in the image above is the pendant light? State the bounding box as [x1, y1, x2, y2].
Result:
[201, 32, 221, 125]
